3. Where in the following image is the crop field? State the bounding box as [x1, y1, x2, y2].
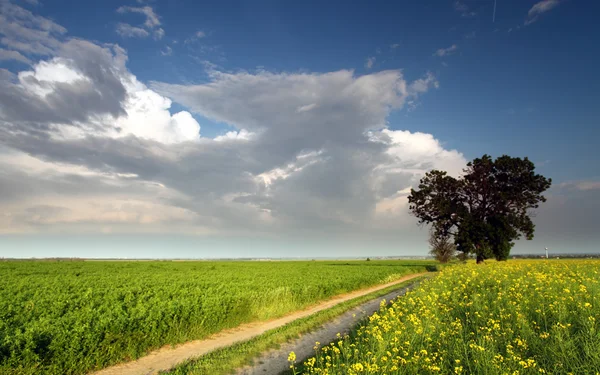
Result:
[0, 259, 434, 375]
[292, 260, 600, 375]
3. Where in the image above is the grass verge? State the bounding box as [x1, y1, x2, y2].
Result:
[161, 274, 432, 375]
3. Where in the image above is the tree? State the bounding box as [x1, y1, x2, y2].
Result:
[408, 155, 551, 263]
[428, 227, 456, 263]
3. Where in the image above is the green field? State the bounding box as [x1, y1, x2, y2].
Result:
[292, 260, 600, 375]
[0, 259, 434, 375]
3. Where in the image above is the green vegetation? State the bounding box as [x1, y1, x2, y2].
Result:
[408, 154, 551, 262]
[292, 260, 600, 374]
[162, 275, 430, 375]
[0, 259, 434, 375]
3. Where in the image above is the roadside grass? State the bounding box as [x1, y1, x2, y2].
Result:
[161, 275, 433, 375]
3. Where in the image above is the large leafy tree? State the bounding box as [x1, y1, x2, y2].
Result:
[408, 155, 551, 263]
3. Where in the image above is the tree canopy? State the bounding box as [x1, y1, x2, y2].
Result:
[408, 155, 551, 263]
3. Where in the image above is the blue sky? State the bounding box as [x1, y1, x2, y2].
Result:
[35, 0, 598, 179]
[0, 0, 598, 258]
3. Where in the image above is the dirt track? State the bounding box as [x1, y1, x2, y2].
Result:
[236, 280, 422, 375]
[90, 272, 427, 375]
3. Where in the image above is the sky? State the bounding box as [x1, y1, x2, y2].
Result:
[0, 0, 598, 258]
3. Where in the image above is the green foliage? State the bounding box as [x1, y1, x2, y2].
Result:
[408, 155, 551, 262]
[0, 260, 433, 375]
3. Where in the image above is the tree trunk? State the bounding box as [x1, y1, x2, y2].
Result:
[476, 254, 485, 264]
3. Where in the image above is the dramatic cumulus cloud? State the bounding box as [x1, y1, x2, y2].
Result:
[526, 0, 561, 25]
[0, 1, 468, 247]
[434, 44, 458, 57]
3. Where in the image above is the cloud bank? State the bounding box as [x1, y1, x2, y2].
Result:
[0, 1, 468, 254]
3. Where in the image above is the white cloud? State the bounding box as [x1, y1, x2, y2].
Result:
[296, 103, 317, 113]
[434, 44, 458, 57]
[111, 76, 201, 143]
[526, 0, 561, 25]
[117, 5, 160, 29]
[560, 181, 600, 191]
[150, 69, 436, 135]
[365, 56, 376, 69]
[184, 30, 208, 44]
[2, 38, 199, 144]
[454, 1, 476, 17]
[529, 0, 560, 17]
[17, 57, 87, 95]
[577, 182, 600, 191]
[116, 23, 149, 38]
[0, 1, 66, 34]
[409, 72, 439, 93]
[257, 150, 326, 186]
[160, 45, 172, 56]
[0, 145, 201, 234]
[1, 37, 54, 55]
[116, 5, 163, 39]
[0, 1, 466, 244]
[454, 1, 468, 12]
[372, 129, 465, 177]
[0, 47, 31, 63]
[154, 28, 164, 40]
[390, 43, 400, 50]
[0, 0, 65, 56]
[213, 129, 255, 142]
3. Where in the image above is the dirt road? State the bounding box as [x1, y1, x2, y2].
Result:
[90, 272, 427, 375]
[236, 281, 422, 375]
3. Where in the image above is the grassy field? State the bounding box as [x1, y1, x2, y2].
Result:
[162, 275, 430, 375]
[291, 260, 600, 375]
[0, 259, 435, 375]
